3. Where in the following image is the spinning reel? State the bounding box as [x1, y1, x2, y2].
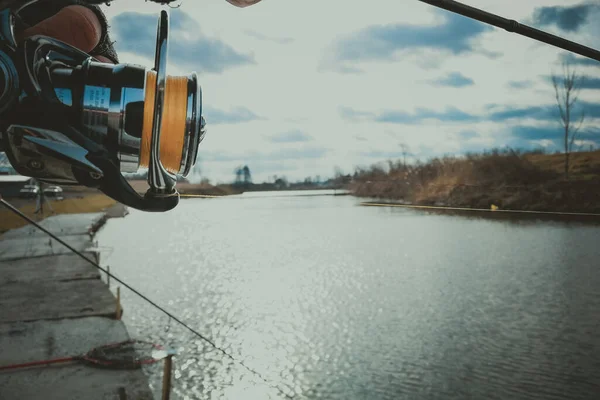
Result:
[0, 0, 204, 212]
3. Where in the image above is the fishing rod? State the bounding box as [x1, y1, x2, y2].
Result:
[419, 0, 600, 63]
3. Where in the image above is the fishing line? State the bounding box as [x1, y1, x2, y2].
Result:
[361, 202, 600, 217]
[139, 71, 188, 174]
[0, 196, 295, 400]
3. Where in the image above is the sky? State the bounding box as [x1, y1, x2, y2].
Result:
[101, 0, 600, 184]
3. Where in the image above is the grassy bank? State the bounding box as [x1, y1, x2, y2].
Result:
[0, 193, 117, 234]
[0, 178, 245, 234]
[0, 176, 249, 234]
[350, 149, 600, 213]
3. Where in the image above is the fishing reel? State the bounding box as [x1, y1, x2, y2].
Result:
[0, 1, 204, 212]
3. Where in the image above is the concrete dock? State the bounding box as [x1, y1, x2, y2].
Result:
[0, 205, 154, 400]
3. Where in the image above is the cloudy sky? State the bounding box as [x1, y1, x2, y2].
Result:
[102, 0, 600, 184]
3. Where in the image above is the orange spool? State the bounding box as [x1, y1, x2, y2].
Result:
[139, 70, 188, 174]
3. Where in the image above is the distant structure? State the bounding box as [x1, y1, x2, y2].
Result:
[234, 165, 252, 185]
[274, 177, 287, 190]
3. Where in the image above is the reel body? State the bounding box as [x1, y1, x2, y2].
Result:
[0, 1, 205, 212]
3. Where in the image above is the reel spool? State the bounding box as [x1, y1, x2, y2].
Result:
[0, 3, 205, 212]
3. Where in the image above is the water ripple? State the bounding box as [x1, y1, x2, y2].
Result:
[97, 195, 600, 400]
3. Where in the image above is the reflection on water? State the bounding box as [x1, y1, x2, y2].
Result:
[97, 191, 600, 400]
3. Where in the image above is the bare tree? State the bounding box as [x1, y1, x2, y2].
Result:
[333, 166, 344, 179]
[242, 165, 252, 184]
[234, 166, 243, 184]
[551, 61, 585, 180]
[399, 143, 411, 169]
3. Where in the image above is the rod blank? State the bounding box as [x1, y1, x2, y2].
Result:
[418, 0, 600, 63]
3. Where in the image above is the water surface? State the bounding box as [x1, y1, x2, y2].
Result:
[97, 191, 600, 400]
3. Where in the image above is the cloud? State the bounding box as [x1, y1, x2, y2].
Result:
[507, 80, 534, 89]
[559, 52, 600, 67]
[201, 146, 329, 163]
[377, 108, 478, 123]
[504, 124, 600, 150]
[457, 130, 481, 140]
[488, 101, 600, 122]
[511, 124, 600, 141]
[339, 107, 376, 120]
[532, 3, 600, 33]
[339, 106, 479, 124]
[323, 9, 496, 71]
[244, 29, 294, 44]
[431, 72, 474, 87]
[542, 74, 600, 90]
[573, 76, 600, 90]
[204, 106, 263, 124]
[510, 125, 564, 142]
[110, 10, 255, 73]
[331, 65, 365, 75]
[268, 130, 313, 143]
[340, 100, 600, 127]
[359, 150, 407, 159]
[488, 105, 556, 122]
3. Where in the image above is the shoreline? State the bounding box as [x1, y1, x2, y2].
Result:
[350, 178, 600, 215]
[350, 150, 600, 216]
[0, 192, 119, 235]
[89, 202, 129, 234]
[359, 200, 600, 225]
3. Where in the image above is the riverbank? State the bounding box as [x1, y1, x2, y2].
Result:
[360, 201, 600, 226]
[0, 192, 118, 234]
[350, 149, 600, 213]
[0, 204, 155, 399]
[0, 179, 245, 234]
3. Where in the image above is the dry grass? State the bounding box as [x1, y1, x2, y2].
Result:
[0, 193, 116, 234]
[351, 149, 600, 212]
[525, 151, 600, 179]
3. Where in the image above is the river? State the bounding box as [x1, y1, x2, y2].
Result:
[96, 190, 600, 400]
